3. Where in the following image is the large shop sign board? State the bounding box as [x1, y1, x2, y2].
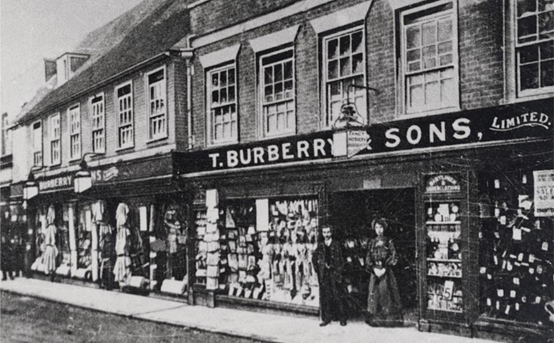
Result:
[178, 99, 552, 174]
[534, 170, 554, 217]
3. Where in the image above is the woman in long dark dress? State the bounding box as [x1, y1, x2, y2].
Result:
[365, 218, 403, 327]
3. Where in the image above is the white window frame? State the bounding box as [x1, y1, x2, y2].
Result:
[259, 47, 296, 138]
[206, 63, 238, 145]
[399, 0, 460, 117]
[115, 81, 134, 150]
[31, 120, 43, 166]
[146, 66, 168, 141]
[68, 104, 81, 161]
[513, 0, 554, 98]
[322, 26, 367, 129]
[90, 93, 105, 154]
[49, 113, 61, 166]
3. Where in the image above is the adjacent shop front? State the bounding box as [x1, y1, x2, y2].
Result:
[20, 152, 192, 300]
[176, 98, 553, 342]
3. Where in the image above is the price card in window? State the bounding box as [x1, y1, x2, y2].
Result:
[510, 290, 516, 298]
[443, 280, 454, 300]
[513, 277, 520, 285]
[512, 228, 522, 241]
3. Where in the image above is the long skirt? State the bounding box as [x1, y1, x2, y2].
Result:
[367, 270, 403, 327]
[42, 245, 58, 274]
[113, 256, 131, 283]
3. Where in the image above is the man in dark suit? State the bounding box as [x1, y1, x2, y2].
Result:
[313, 226, 347, 326]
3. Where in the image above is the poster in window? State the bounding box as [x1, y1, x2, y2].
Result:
[534, 170, 554, 217]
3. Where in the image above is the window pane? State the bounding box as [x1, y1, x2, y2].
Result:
[328, 39, 338, 59]
[284, 80, 294, 98]
[440, 54, 453, 66]
[409, 84, 424, 108]
[228, 69, 235, 85]
[407, 49, 421, 62]
[287, 110, 295, 129]
[424, 57, 437, 69]
[339, 35, 351, 56]
[352, 53, 364, 74]
[340, 57, 351, 77]
[406, 26, 421, 49]
[212, 91, 219, 105]
[227, 85, 235, 101]
[220, 88, 228, 103]
[275, 82, 283, 100]
[521, 45, 539, 63]
[441, 77, 455, 107]
[423, 45, 437, 59]
[264, 67, 273, 85]
[274, 64, 283, 82]
[541, 60, 554, 86]
[540, 0, 554, 11]
[518, 0, 536, 16]
[409, 61, 421, 72]
[539, 11, 554, 37]
[220, 71, 227, 87]
[284, 61, 293, 80]
[352, 31, 363, 53]
[438, 41, 453, 55]
[328, 60, 339, 79]
[518, 16, 537, 42]
[265, 86, 273, 102]
[438, 18, 452, 42]
[422, 22, 437, 45]
[425, 80, 440, 107]
[541, 41, 554, 58]
[520, 63, 540, 89]
[330, 81, 341, 96]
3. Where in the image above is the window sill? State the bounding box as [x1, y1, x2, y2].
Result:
[500, 91, 554, 106]
[69, 156, 81, 163]
[147, 136, 168, 144]
[392, 106, 461, 122]
[208, 139, 239, 148]
[259, 131, 297, 141]
[115, 145, 135, 153]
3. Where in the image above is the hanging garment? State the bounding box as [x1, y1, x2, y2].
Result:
[42, 207, 58, 275]
[113, 226, 131, 283]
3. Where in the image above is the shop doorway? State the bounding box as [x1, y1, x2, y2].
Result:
[329, 188, 417, 323]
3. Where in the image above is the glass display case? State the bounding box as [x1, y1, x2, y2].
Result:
[425, 200, 463, 313]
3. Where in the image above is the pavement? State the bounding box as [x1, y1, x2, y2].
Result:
[0, 278, 498, 343]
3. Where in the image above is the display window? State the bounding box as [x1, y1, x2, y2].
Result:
[478, 169, 553, 325]
[193, 194, 320, 307]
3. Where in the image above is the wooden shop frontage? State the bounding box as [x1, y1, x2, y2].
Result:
[18, 152, 192, 300]
[175, 98, 553, 342]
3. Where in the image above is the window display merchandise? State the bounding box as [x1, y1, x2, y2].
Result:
[479, 171, 554, 325]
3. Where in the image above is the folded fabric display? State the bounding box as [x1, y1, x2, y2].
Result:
[238, 254, 247, 270]
[195, 269, 207, 277]
[207, 265, 219, 277]
[207, 252, 220, 265]
[229, 254, 238, 271]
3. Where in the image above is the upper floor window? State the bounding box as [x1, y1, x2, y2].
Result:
[147, 68, 167, 140]
[516, 0, 554, 95]
[1, 113, 10, 157]
[323, 28, 367, 128]
[90, 94, 105, 153]
[31, 121, 42, 166]
[49, 113, 61, 165]
[116, 82, 134, 149]
[401, 1, 458, 115]
[208, 64, 237, 144]
[261, 49, 295, 137]
[68, 104, 81, 160]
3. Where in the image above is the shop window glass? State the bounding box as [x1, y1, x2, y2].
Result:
[401, 2, 458, 115]
[261, 49, 295, 137]
[323, 28, 367, 127]
[194, 197, 320, 307]
[208, 65, 238, 144]
[516, 0, 554, 95]
[478, 170, 553, 324]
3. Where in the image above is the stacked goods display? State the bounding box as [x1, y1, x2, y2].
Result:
[208, 197, 320, 306]
[425, 201, 464, 313]
[479, 172, 553, 325]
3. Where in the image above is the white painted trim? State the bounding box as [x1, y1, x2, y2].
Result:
[387, 0, 426, 10]
[310, 1, 373, 34]
[199, 44, 241, 69]
[249, 25, 300, 53]
[145, 65, 168, 141]
[89, 92, 106, 154]
[192, 0, 334, 48]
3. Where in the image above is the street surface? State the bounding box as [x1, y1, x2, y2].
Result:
[0, 291, 261, 343]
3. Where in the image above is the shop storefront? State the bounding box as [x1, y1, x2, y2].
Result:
[22, 153, 192, 300]
[177, 98, 553, 341]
